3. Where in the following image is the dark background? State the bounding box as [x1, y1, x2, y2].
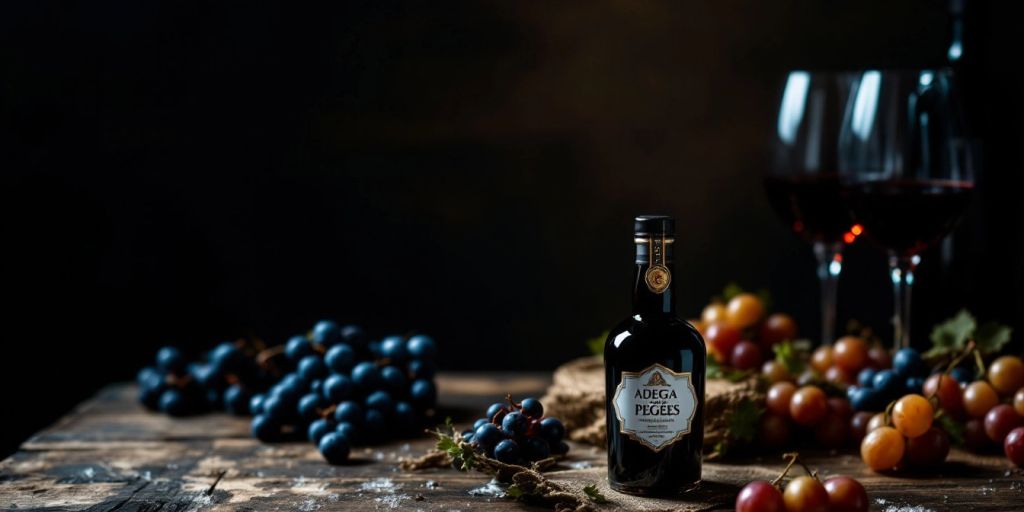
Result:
[2, 1, 1022, 457]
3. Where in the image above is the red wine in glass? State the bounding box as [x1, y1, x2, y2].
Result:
[842, 179, 974, 258]
[764, 174, 854, 245]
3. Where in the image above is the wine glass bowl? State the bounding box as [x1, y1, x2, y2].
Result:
[838, 68, 975, 349]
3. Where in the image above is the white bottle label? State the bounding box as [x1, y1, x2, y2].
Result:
[612, 363, 698, 452]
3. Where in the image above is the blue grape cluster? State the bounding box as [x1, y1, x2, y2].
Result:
[138, 342, 273, 417]
[248, 320, 438, 465]
[848, 347, 928, 412]
[462, 397, 568, 465]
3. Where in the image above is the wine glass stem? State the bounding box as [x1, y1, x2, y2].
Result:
[813, 242, 842, 345]
[889, 253, 920, 350]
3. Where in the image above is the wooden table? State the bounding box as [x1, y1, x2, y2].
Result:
[2, 373, 1022, 511]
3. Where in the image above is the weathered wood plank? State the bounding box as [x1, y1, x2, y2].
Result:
[1, 375, 1023, 511]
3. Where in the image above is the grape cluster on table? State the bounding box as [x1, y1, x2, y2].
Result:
[138, 342, 274, 417]
[462, 397, 569, 465]
[137, 320, 439, 465]
[736, 474, 869, 512]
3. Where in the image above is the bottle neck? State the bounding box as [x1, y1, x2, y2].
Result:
[631, 239, 676, 317]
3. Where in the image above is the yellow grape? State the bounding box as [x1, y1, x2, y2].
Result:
[701, 303, 727, 324]
[861, 426, 905, 471]
[892, 394, 934, 438]
[725, 293, 765, 329]
[963, 381, 999, 418]
[988, 356, 1024, 395]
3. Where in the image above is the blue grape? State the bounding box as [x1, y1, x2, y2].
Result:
[137, 366, 160, 386]
[205, 388, 222, 410]
[462, 432, 475, 443]
[298, 355, 327, 382]
[364, 409, 387, 438]
[379, 336, 408, 363]
[298, 393, 326, 422]
[311, 320, 342, 346]
[406, 335, 437, 360]
[872, 369, 900, 396]
[334, 401, 363, 425]
[318, 432, 351, 464]
[309, 379, 323, 395]
[209, 342, 243, 374]
[474, 423, 504, 449]
[520, 398, 544, 418]
[850, 386, 882, 412]
[857, 368, 877, 388]
[502, 411, 527, 436]
[323, 374, 353, 403]
[905, 376, 925, 394]
[340, 324, 367, 347]
[846, 385, 859, 401]
[159, 389, 190, 416]
[408, 360, 436, 380]
[156, 346, 186, 374]
[365, 390, 394, 415]
[308, 418, 335, 444]
[380, 366, 407, 393]
[336, 421, 359, 443]
[494, 439, 520, 463]
[251, 414, 280, 442]
[285, 335, 315, 361]
[551, 441, 570, 455]
[409, 379, 437, 409]
[249, 394, 266, 415]
[138, 371, 166, 411]
[539, 417, 565, 443]
[272, 373, 305, 402]
[262, 393, 294, 421]
[393, 401, 416, 434]
[473, 418, 490, 430]
[351, 362, 382, 391]
[893, 348, 926, 377]
[951, 366, 975, 384]
[324, 344, 356, 374]
[486, 403, 507, 419]
[223, 384, 251, 415]
[523, 437, 551, 461]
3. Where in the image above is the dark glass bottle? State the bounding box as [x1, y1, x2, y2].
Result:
[604, 215, 706, 496]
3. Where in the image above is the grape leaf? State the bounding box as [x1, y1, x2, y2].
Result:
[773, 340, 806, 375]
[432, 419, 476, 471]
[586, 331, 609, 358]
[707, 357, 750, 382]
[721, 282, 744, 302]
[974, 321, 1012, 355]
[583, 484, 608, 504]
[935, 413, 965, 446]
[925, 309, 977, 358]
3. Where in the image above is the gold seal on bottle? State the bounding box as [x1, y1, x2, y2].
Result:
[644, 235, 671, 294]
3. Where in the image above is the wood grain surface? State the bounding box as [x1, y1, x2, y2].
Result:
[1, 374, 1022, 511]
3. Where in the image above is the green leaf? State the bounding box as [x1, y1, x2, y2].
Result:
[935, 413, 965, 446]
[707, 357, 750, 382]
[726, 399, 763, 444]
[436, 436, 457, 453]
[925, 309, 977, 358]
[506, 484, 523, 498]
[773, 340, 805, 375]
[721, 282, 744, 302]
[583, 484, 608, 504]
[974, 322, 1012, 355]
[586, 331, 609, 358]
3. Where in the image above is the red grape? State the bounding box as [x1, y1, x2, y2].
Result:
[984, 404, 1023, 443]
[964, 418, 991, 452]
[866, 346, 891, 369]
[833, 336, 868, 373]
[705, 322, 741, 364]
[811, 346, 833, 373]
[865, 412, 887, 433]
[790, 386, 828, 427]
[758, 413, 792, 448]
[783, 476, 829, 512]
[1015, 388, 1024, 417]
[905, 426, 950, 467]
[759, 313, 797, 348]
[814, 413, 850, 448]
[767, 382, 797, 418]
[923, 374, 964, 419]
[762, 360, 792, 383]
[850, 411, 875, 442]
[825, 365, 855, 386]
[731, 340, 764, 371]
[736, 480, 785, 512]
[1005, 427, 1024, 468]
[827, 397, 853, 420]
[823, 476, 869, 512]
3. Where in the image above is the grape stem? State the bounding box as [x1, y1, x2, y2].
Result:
[771, 452, 817, 486]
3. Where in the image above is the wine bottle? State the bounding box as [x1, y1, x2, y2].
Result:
[604, 215, 706, 495]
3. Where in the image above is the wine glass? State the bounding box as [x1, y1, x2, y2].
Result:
[838, 69, 975, 350]
[766, 71, 855, 345]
